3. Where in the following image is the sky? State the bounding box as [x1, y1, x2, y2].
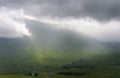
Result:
[0, 0, 120, 42]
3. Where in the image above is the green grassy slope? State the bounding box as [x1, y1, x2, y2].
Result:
[0, 21, 119, 78]
[0, 51, 120, 78]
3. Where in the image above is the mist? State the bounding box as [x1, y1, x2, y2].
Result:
[0, 0, 120, 78]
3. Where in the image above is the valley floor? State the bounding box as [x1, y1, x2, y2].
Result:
[1, 65, 120, 78]
[1, 52, 120, 78]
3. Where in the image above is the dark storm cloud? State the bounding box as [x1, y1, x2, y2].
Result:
[1, 0, 120, 41]
[81, 0, 120, 21]
[1, 0, 120, 21]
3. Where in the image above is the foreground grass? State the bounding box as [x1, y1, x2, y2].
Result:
[1, 65, 120, 78]
[0, 51, 120, 78]
[0, 75, 33, 78]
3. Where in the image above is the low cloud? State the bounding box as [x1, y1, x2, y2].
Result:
[0, 7, 31, 38]
[0, 0, 120, 42]
[36, 17, 120, 42]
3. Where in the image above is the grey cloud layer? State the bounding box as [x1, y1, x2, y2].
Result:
[1, 0, 120, 41]
[1, 0, 120, 20]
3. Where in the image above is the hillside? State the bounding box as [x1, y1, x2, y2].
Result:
[0, 21, 108, 74]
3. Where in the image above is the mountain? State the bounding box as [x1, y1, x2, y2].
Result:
[101, 42, 120, 51]
[0, 20, 110, 74]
